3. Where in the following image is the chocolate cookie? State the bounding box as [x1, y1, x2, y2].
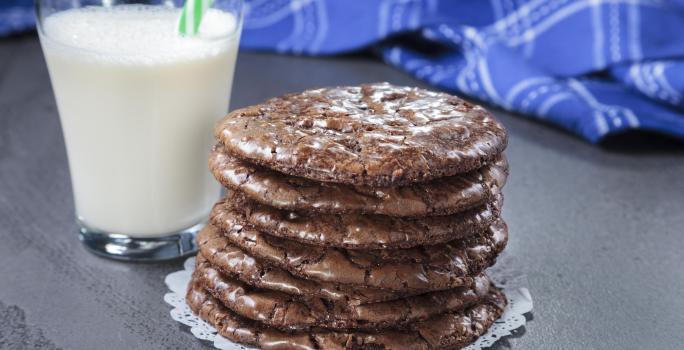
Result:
[187, 280, 507, 350]
[209, 145, 508, 217]
[195, 254, 492, 331]
[211, 208, 508, 291]
[215, 83, 508, 187]
[197, 225, 433, 305]
[212, 190, 501, 249]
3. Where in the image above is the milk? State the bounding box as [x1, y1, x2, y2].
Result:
[40, 5, 240, 237]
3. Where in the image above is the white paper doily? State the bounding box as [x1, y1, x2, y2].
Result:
[164, 256, 533, 350]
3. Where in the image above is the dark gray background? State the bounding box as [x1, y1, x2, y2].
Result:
[1, 34, 683, 350]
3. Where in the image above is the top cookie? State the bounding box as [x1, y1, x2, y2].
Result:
[216, 83, 507, 186]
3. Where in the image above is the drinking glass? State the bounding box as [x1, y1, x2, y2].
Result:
[35, 0, 243, 260]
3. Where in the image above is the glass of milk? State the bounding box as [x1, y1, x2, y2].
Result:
[35, 0, 243, 261]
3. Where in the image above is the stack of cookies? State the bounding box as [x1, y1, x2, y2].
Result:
[187, 83, 509, 349]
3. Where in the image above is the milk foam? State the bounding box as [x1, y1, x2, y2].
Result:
[42, 5, 238, 64]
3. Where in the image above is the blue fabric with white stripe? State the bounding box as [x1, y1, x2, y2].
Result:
[3, 0, 684, 142]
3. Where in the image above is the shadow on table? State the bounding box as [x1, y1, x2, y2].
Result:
[494, 107, 684, 164]
[599, 130, 684, 154]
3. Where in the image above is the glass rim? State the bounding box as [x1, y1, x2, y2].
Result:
[35, 0, 244, 57]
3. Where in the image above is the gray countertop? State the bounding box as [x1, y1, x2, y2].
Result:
[1, 34, 683, 350]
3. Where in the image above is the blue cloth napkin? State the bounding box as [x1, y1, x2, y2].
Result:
[4, 0, 684, 143]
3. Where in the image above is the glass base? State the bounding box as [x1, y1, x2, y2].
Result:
[78, 221, 202, 261]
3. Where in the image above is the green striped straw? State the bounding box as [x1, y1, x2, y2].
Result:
[178, 0, 215, 36]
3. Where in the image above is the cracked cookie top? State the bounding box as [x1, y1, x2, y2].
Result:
[215, 83, 508, 186]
